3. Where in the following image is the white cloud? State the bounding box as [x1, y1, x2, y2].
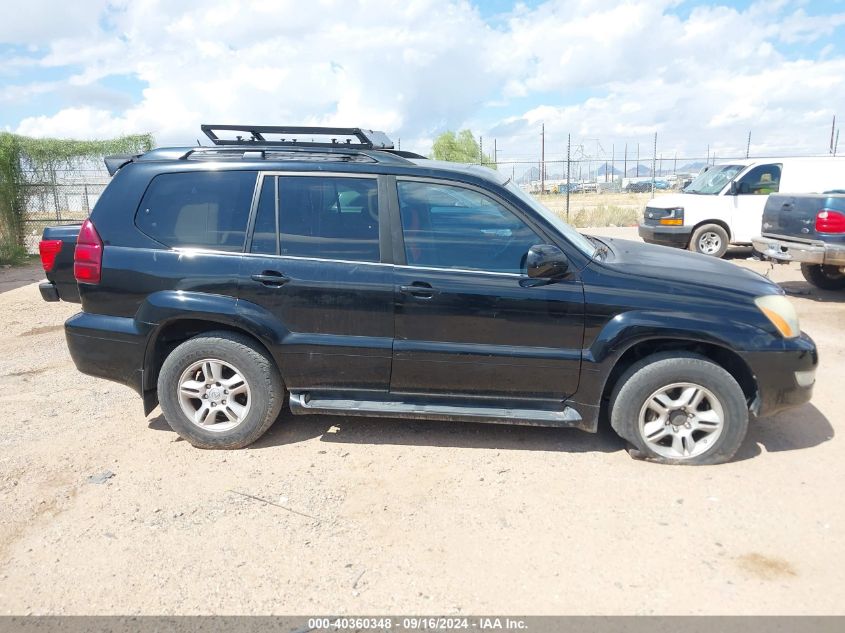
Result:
[5, 0, 845, 161]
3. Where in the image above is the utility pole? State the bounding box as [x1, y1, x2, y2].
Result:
[835, 129, 840, 157]
[398, 138, 401, 150]
[706, 144, 710, 165]
[566, 133, 571, 222]
[479, 135, 483, 165]
[636, 143, 640, 177]
[651, 133, 657, 195]
[673, 152, 677, 176]
[540, 124, 545, 195]
[493, 138, 497, 169]
[831, 116, 837, 154]
[746, 130, 751, 159]
[623, 143, 627, 180]
[611, 144, 615, 185]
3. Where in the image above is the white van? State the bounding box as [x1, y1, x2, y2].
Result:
[638, 157, 845, 257]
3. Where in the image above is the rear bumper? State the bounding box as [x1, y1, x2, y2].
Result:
[65, 312, 146, 395]
[638, 223, 692, 248]
[752, 235, 845, 266]
[39, 281, 60, 302]
[740, 333, 818, 418]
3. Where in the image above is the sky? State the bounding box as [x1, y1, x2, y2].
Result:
[1, 0, 844, 165]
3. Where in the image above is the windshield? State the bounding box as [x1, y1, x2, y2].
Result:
[505, 181, 596, 257]
[684, 164, 744, 194]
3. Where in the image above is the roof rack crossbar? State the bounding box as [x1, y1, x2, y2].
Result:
[201, 124, 394, 150]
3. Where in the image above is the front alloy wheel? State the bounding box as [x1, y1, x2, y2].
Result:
[638, 382, 724, 459]
[610, 352, 748, 465]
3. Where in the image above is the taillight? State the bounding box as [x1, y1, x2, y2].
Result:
[38, 239, 63, 272]
[816, 209, 845, 233]
[74, 219, 103, 284]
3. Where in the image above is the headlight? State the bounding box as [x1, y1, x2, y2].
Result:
[755, 294, 800, 338]
[659, 207, 684, 225]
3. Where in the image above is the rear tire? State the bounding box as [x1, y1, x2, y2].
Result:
[609, 352, 748, 465]
[690, 223, 729, 258]
[157, 331, 284, 449]
[800, 263, 845, 290]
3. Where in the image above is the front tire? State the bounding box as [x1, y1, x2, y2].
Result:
[157, 331, 284, 449]
[800, 263, 845, 290]
[609, 352, 748, 465]
[690, 223, 729, 258]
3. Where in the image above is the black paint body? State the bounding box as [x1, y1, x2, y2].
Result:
[42, 148, 818, 431]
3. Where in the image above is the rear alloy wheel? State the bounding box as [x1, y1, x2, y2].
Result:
[610, 352, 748, 465]
[158, 331, 284, 449]
[690, 223, 729, 258]
[800, 263, 845, 290]
[177, 358, 252, 433]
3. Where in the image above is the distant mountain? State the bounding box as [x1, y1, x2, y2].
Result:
[626, 165, 652, 177]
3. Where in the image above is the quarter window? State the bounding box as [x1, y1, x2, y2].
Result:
[397, 180, 542, 273]
[136, 171, 257, 252]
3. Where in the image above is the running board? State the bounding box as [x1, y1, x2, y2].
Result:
[288, 392, 584, 429]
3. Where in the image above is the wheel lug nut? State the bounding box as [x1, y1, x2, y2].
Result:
[202, 394, 207, 399]
[222, 399, 227, 405]
[224, 390, 228, 394]
[211, 402, 216, 407]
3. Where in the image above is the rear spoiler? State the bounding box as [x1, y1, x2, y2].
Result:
[104, 153, 141, 176]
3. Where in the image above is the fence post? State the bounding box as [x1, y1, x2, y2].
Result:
[83, 184, 90, 215]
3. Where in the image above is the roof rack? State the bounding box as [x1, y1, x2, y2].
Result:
[201, 124, 395, 150]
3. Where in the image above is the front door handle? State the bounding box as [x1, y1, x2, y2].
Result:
[251, 271, 291, 287]
[399, 282, 438, 299]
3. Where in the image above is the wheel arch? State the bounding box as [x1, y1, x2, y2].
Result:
[691, 218, 732, 242]
[138, 292, 287, 415]
[597, 338, 758, 425]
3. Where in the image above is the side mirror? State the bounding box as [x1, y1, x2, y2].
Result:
[526, 244, 569, 279]
[729, 181, 738, 195]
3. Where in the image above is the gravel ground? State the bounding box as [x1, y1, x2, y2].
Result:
[0, 231, 843, 615]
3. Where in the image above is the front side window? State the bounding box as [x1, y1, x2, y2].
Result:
[684, 165, 744, 195]
[397, 180, 542, 273]
[136, 171, 257, 251]
[269, 175, 380, 262]
[735, 164, 781, 195]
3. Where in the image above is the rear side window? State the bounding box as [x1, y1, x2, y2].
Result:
[250, 175, 380, 262]
[136, 171, 257, 251]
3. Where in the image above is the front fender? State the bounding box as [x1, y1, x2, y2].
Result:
[586, 309, 774, 365]
[574, 309, 775, 407]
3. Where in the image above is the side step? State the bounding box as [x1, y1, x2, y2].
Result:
[288, 392, 585, 429]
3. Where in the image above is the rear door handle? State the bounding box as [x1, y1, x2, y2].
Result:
[399, 282, 438, 299]
[251, 271, 291, 287]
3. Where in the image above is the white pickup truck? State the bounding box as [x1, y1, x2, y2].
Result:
[639, 157, 845, 258]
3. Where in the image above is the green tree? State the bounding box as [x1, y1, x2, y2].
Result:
[430, 129, 496, 168]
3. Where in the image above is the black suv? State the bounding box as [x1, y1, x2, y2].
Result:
[39, 124, 817, 465]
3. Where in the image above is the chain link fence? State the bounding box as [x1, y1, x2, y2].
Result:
[19, 168, 109, 253]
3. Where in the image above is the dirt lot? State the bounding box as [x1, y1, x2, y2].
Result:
[0, 231, 843, 615]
